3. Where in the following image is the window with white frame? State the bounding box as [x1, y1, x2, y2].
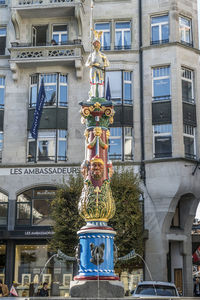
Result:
[29, 74, 67, 107]
[179, 16, 192, 46]
[27, 129, 67, 162]
[52, 25, 68, 45]
[0, 77, 5, 107]
[0, 27, 6, 55]
[181, 67, 194, 103]
[183, 124, 196, 159]
[151, 15, 169, 45]
[105, 71, 132, 104]
[109, 127, 133, 161]
[115, 22, 131, 50]
[152, 66, 170, 101]
[153, 124, 172, 158]
[94, 23, 111, 50]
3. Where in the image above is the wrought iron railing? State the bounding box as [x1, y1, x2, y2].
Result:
[185, 152, 196, 160]
[182, 96, 195, 104]
[180, 40, 193, 47]
[114, 45, 131, 50]
[17, 0, 74, 5]
[154, 152, 172, 158]
[11, 40, 81, 47]
[151, 39, 169, 45]
[27, 155, 67, 162]
[152, 95, 171, 101]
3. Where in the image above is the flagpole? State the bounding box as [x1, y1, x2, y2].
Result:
[90, 0, 94, 54]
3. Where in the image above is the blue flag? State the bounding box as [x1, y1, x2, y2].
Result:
[106, 78, 111, 100]
[30, 78, 46, 139]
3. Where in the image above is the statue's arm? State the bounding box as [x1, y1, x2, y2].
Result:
[85, 54, 92, 67]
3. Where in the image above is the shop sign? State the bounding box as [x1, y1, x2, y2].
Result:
[25, 231, 54, 236]
[0, 166, 80, 176]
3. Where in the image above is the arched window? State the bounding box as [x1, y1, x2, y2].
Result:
[0, 192, 8, 226]
[16, 187, 56, 226]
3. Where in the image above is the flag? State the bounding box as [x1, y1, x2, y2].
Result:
[30, 78, 46, 139]
[106, 78, 111, 100]
[10, 285, 18, 297]
[193, 246, 200, 263]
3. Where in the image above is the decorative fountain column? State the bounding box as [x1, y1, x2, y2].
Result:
[70, 31, 124, 298]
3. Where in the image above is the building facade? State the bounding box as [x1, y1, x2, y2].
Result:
[0, 0, 200, 296]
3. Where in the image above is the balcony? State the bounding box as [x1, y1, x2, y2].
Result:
[11, 0, 83, 18]
[9, 41, 83, 79]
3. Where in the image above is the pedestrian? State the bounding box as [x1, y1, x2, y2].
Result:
[194, 277, 200, 296]
[39, 282, 49, 297]
[0, 279, 9, 297]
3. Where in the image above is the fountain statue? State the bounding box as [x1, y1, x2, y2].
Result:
[70, 29, 124, 298]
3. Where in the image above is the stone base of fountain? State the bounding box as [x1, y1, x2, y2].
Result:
[70, 280, 124, 298]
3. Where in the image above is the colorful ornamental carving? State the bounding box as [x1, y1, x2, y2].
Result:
[73, 28, 119, 283]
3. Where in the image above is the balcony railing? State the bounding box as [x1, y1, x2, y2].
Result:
[114, 45, 131, 50]
[151, 39, 169, 45]
[154, 152, 172, 158]
[12, 0, 79, 6]
[152, 95, 171, 101]
[182, 96, 195, 104]
[10, 41, 82, 62]
[180, 40, 193, 47]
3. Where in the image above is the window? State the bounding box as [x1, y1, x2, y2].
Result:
[105, 71, 132, 104]
[16, 187, 56, 226]
[151, 15, 169, 45]
[32, 25, 48, 46]
[183, 124, 196, 159]
[153, 124, 172, 158]
[115, 22, 131, 50]
[0, 192, 8, 226]
[179, 16, 192, 46]
[94, 23, 110, 50]
[109, 127, 133, 161]
[181, 67, 194, 103]
[52, 25, 68, 45]
[0, 0, 5, 4]
[152, 66, 170, 101]
[0, 27, 6, 55]
[27, 129, 67, 162]
[29, 74, 67, 107]
[0, 77, 5, 107]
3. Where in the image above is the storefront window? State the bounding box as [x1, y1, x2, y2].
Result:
[16, 187, 56, 226]
[15, 245, 73, 297]
[0, 245, 6, 283]
[0, 192, 8, 226]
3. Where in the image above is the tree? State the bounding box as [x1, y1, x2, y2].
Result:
[50, 168, 143, 270]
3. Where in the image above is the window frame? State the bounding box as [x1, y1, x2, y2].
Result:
[105, 70, 133, 104]
[153, 124, 172, 158]
[0, 192, 8, 226]
[108, 127, 133, 161]
[94, 22, 111, 50]
[152, 66, 171, 101]
[181, 67, 194, 103]
[29, 73, 68, 108]
[179, 16, 193, 46]
[27, 129, 67, 163]
[183, 124, 196, 159]
[115, 21, 131, 50]
[0, 27, 6, 55]
[0, 77, 5, 108]
[52, 24, 68, 45]
[16, 187, 56, 227]
[151, 14, 169, 45]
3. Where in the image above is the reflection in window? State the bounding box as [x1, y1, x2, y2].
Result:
[52, 25, 68, 45]
[152, 66, 170, 101]
[115, 22, 131, 50]
[0, 77, 5, 107]
[179, 16, 192, 46]
[183, 124, 196, 159]
[0, 27, 6, 55]
[181, 67, 194, 103]
[28, 130, 67, 162]
[16, 187, 56, 226]
[153, 124, 172, 158]
[0, 192, 8, 226]
[14, 244, 73, 297]
[151, 15, 169, 45]
[29, 74, 67, 107]
[105, 71, 132, 104]
[109, 127, 133, 161]
[94, 23, 110, 50]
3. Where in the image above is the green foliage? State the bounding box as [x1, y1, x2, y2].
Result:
[49, 175, 84, 256]
[109, 168, 143, 271]
[50, 168, 144, 271]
